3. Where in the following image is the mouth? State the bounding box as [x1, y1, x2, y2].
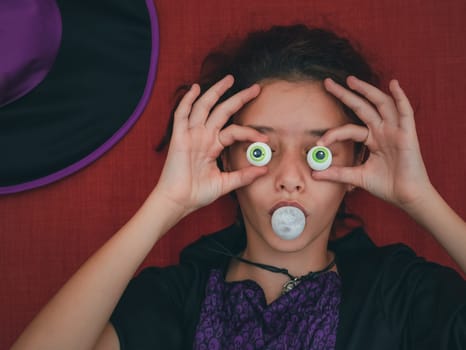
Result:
[269, 201, 309, 217]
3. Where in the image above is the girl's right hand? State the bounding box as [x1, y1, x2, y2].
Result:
[154, 75, 268, 218]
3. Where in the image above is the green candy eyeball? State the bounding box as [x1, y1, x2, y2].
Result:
[246, 142, 272, 166]
[307, 146, 332, 171]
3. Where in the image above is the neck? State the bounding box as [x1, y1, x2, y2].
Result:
[224, 228, 336, 304]
[240, 227, 333, 277]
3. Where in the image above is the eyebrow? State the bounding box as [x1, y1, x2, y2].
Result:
[246, 124, 329, 137]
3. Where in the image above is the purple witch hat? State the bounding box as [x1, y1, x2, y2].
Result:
[0, 0, 159, 194]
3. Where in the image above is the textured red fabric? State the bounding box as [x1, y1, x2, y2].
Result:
[1, 0, 465, 347]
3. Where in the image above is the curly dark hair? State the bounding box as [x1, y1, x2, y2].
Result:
[159, 24, 378, 148]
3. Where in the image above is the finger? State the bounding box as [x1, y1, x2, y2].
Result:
[347, 76, 399, 126]
[324, 78, 382, 127]
[206, 84, 261, 130]
[172, 84, 201, 137]
[312, 164, 363, 188]
[188, 75, 234, 128]
[221, 166, 268, 194]
[218, 124, 268, 148]
[389, 80, 415, 131]
[317, 124, 369, 146]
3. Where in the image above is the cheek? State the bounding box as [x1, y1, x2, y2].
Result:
[313, 181, 347, 208]
[236, 176, 265, 200]
[234, 174, 272, 215]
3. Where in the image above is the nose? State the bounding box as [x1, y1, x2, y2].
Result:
[274, 151, 307, 193]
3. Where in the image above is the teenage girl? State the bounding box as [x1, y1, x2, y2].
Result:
[12, 25, 466, 350]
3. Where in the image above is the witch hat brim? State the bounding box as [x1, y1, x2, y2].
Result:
[0, 0, 159, 194]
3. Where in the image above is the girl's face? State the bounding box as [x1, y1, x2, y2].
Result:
[224, 80, 356, 253]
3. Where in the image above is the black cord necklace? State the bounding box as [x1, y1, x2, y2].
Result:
[209, 239, 337, 295]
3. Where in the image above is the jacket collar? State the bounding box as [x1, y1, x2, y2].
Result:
[179, 224, 377, 268]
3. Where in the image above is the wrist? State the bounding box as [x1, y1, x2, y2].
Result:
[398, 181, 437, 215]
[147, 185, 192, 222]
[401, 183, 446, 227]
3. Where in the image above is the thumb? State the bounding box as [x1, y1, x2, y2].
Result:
[221, 166, 268, 194]
[312, 165, 363, 188]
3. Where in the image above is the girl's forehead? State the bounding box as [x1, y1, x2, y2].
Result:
[236, 80, 348, 131]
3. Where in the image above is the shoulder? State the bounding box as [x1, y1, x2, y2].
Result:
[333, 227, 465, 299]
[110, 264, 209, 350]
[334, 227, 466, 350]
[109, 225, 245, 350]
[331, 227, 458, 279]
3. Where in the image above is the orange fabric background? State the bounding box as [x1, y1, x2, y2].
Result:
[1, 0, 465, 347]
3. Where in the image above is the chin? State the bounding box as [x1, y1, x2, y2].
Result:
[257, 224, 329, 254]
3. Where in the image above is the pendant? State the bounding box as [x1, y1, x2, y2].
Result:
[281, 277, 301, 295]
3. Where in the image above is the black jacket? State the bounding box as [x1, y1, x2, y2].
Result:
[111, 225, 466, 349]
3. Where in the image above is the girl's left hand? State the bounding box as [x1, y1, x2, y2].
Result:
[313, 76, 433, 210]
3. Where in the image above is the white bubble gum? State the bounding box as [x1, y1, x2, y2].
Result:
[271, 206, 306, 240]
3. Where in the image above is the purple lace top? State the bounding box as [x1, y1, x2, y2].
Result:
[193, 268, 341, 350]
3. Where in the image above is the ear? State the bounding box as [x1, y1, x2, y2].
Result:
[354, 144, 368, 166]
[220, 148, 231, 172]
[346, 144, 365, 193]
